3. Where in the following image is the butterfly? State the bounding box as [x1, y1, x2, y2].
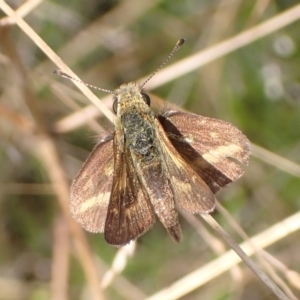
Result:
[58, 39, 250, 246]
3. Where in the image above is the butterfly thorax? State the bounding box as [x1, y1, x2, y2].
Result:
[123, 111, 155, 155]
[115, 82, 158, 159]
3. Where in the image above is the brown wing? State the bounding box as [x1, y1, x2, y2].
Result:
[104, 135, 155, 246]
[159, 110, 250, 193]
[130, 149, 182, 243]
[154, 118, 215, 214]
[70, 136, 114, 233]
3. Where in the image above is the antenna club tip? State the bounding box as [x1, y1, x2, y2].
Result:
[54, 69, 64, 76]
[54, 69, 73, 80]
[177, 38, 185, 47]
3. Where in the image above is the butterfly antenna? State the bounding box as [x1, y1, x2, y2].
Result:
[140, 38, 185, 90]
[54, 69, 116, 95]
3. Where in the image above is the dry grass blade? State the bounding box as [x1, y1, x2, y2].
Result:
[51, 217, 69, 300]
[0, 0, 44, 26]
[33, 0, 163, 72]
[146, 211, 300, 300]
[252, 144, 300, 178]
[101, 243, 136, 289]
[201, 215, 289, 300]
[0, 0, 115, 123]
[146, 3, 300, 89]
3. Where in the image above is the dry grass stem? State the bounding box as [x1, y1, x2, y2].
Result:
[101, 243, 136, 289]
[146, 211, 300, 300]
[252, 144, 300, 178]
[51, 217, 70, 300]
[0, 0, 115, 123]
[146, 3, 300, 89]
[201, 214, 289, 300]
[0, 0, 44, 26]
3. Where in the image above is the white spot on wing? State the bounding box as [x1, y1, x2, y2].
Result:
[184, 136, 194, 144]
[78, 192, 110, 213]
[203, 144, 241, 164]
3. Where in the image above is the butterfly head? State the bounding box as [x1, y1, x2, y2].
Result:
[113, 82, 151, 116]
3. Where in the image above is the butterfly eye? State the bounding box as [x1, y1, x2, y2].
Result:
[141, 93, 151, 106]
[112, 96, 118, 114]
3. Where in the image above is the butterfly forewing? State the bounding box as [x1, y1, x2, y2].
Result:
[160, 111, 250, 193]
[104, 135, 155, 246]
[70, 136, 114, 232]
[154, 117, 216, 214]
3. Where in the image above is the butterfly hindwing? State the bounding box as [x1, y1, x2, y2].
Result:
[130, 142, 183, 243]
[70, 136, 114, 233]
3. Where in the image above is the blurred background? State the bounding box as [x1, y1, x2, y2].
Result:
[0, 0, 300, 299]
